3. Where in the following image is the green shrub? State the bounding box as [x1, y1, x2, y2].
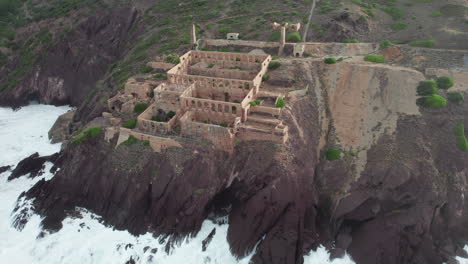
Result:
[122, 118, 137, 129]
[207, 63, 214, 68]
[0, 50, 7, 66]
[409, 40, 435, 48]
[134, 103, 148, 114]
[304, 52, 314, 57]
[324, 57, 337, 64]
[417, 80, 438, 96]
[249, 99, 262, 106]
[430, 10, 442, 17]
[436, 76, 454, 89]
[455, 121, 468, 151]
[364, 54, 386, 63]
[153, 73, 167, 80]
[272, 56, 280, 60]
[391, 22, 408, 31]
[325, 148, 341, 161]
[447, 92, 464, 105]
[262, 73, 270, 81]
[123, 135, 139, 145]
[165, 54, 180, 64]
[342, 39, 359, 43]
[380, 40, 395, 49]
[275, 97, 285, 108]
[381, 6, 405, 19]
[0, 25, 14, 40]
[419, 94, 447, 108]
[72, 126, 102, 144]
[269, 31, 281, 41]
[286, 32, 301, 43]
[268, 61, 281, 70]
[140, 65, 153, 73]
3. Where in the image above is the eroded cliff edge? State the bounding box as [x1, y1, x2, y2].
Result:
[19, 57, 468, 264]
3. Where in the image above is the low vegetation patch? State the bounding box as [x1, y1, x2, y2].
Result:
[72, 126, 102, 144]
[417, 94, 447, 108]
[165, 54, 180, 64]
[342, 39, 359, 43]
[436, 76, 454, 90]
[317, 0, 342, 14]
[249, 99, 262, 106]
[140, 65, 153, 73]
[381, 6, 405, 20]
[430, 10, 442, 17]
[391, 22, 408, 31]
[325, 148, 341, 161]
[122, 118, 137, 129]
[324, 57, 337, 64]
[134, 103, 149, 114]
[447, 92, 464, 105]
[455, 121, 468, 151]
[380, 40, 394, 49]
[364, 54, 386, 63]
[417, 80, 438, 96]
[275, 97, 285, 108]
[286, 32, 301, 43]
[409, 40, 435, 48]
[153, 73, 167, 80]
[440, 4, 467, 17]
[262, 73, 269, 81]
[123, 135, 139, 145]
[268, 61, 281, 70]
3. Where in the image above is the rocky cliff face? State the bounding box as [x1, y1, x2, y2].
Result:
[16, 58, 468, 264]
[0, 7, 138, 107]
[299, 59, 468, 263]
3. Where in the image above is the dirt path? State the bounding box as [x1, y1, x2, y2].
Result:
[302, 0, 318, 42]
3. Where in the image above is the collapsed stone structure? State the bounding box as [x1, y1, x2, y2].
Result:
[109, 50, 289, 152]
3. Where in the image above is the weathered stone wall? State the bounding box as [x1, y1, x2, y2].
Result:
[125, 79, 157, 99]
[117, 128, 182, 152]
[237, 125, 287, 144]
[168, 73, 254, 93]
[188, 67, 257, 81]
[203, 39, 280, 54]
[180, 94, 241, 120]
[137, 102, 177, 135]
[191, 50, 269, 64]
[193, 59, 261, 71]
[180, 111, 236, 151]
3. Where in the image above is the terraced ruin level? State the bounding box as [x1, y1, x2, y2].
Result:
[107, 50, 288, 152]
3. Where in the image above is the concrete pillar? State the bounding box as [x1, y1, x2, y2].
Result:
[279, 26, 286, 56]
[190, 24, 197, 50]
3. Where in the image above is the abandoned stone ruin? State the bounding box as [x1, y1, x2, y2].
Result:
[108, 50, 289, 152]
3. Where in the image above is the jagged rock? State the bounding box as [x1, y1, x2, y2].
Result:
[0, 165, 11, 174]
[8, 152, 59, 181]
[202, 228, 216, 252]
[49, 110, 75, 144]
[329, 248, 345, 260]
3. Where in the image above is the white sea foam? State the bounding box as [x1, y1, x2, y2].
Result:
[0, 104, 360, 264]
